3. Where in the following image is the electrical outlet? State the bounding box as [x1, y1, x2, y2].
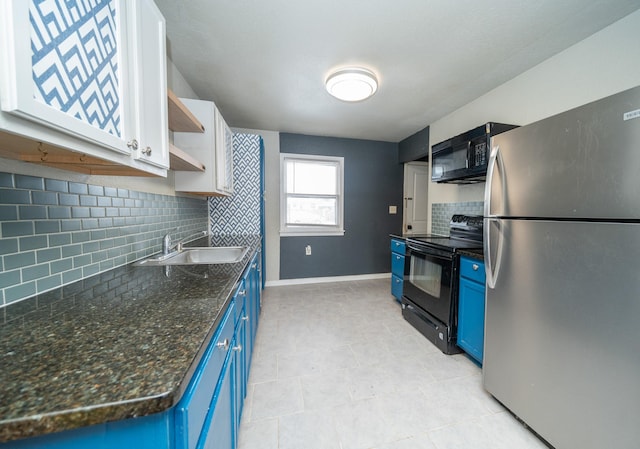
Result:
[305, 245, 312, 256]
[389, 205, 397, 214]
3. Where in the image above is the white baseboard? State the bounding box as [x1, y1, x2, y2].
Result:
[265, 272, 391, 287]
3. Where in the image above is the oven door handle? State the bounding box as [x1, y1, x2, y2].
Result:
[406, 244, 454, 262]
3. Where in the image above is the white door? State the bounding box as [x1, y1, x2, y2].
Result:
[403, 162, 429, 235]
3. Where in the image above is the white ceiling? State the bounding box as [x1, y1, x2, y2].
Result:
[153, 0, 640, 143]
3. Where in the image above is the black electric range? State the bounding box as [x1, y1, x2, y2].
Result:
[402, 215, 483, 354]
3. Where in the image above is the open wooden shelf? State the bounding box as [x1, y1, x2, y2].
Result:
[167, 89, 207, 172]
[168, 89, 205, 133]
[169, 143, 205, 172]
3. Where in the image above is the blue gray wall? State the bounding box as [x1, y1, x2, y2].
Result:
[0, 172, 208, 308]
[398, 125, 430, 163]
[279, 133, 403, 279]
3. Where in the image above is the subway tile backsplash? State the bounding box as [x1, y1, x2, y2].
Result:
[0, 172, 208, 307]
[431, 201, 484, 236]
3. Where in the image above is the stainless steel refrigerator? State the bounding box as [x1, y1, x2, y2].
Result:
[483, 86, 640, 449]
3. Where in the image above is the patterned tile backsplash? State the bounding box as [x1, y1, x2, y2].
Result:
[0, 172, 208, 307]
[209, 133, 262, 236]
[431, 201, 484, 236]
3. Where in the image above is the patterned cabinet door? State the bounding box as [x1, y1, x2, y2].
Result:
[126, 0, 169, 169]
[0, 0, 131, 155]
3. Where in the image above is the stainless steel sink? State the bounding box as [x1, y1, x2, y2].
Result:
[134, 246, 249, 266]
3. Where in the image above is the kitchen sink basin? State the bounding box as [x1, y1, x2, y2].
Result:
[134, 246, 249, 266]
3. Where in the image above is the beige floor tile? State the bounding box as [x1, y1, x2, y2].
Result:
[237, 418, 278, 449]
[250, 378, 303, 421]
[238, 280, 546, 449]
[332, 398, 406, 449]
[373, 435, 439, 449]
[300, 368, 352, 410]
[279, 409, 341, 449]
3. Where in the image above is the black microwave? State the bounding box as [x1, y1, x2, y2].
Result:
[431, 122, 518, 184]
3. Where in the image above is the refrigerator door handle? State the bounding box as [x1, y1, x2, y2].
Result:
[484, 144, 505, 289]
[484, 144, 504, 218]
[484, 217, 504, 289]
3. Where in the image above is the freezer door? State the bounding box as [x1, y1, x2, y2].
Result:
[483, 219, 640, 449]
[485, 86, 640, 220]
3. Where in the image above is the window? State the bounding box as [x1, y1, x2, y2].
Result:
[280, 153, 344, 236]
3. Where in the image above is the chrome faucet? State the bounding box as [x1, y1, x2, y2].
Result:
[162, 233, 172, 255]
[162, 230, 207, 256]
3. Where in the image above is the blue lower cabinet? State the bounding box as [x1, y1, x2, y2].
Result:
[175, 302, 235, 449]
[199, 354, 234, 449]
[0, 411, 174, 449]
[390, 238, 406, 301]
[232, 317, 246, 447]
[391, 274, 403, 300]
[457, 257, 486, 364]
[243, 252, 260, 378]
[3, 251, 262, 449]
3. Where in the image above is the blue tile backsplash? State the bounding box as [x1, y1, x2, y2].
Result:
[0, 172, 208, 308]
[431, 201, 484, 235]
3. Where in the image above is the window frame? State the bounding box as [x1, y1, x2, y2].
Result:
[279, 153, 345, 237]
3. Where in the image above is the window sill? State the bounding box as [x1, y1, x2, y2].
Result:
[280, 229, 345, 237]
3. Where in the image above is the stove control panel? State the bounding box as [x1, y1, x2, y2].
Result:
[449, 214, 483, 240]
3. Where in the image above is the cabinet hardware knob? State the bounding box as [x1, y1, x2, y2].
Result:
[127, 139, 139, 150]
[216, 338, 230, 351]
[142, 147, 152, 156]
[233, 344, 242, 352]
[239, 289, 246, 297]
[472, 264, 479, 271]
[242, 315, 249, 321]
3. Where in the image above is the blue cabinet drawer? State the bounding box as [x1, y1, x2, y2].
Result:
[390, 238, 406, 255]
[391, 252, 405, 276]
[391, 274, 403, 300]
[460, 256, 485, 284]
[175, 300, 236, 449]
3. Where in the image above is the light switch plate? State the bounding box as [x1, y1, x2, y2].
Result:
[389, 205, 397, 214]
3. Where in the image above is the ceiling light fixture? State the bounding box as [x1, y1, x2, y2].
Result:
[325, 67, 378, 102]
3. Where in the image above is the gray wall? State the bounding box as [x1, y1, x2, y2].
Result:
[398, 125, 430, 163]
[279, 133, 403, 279]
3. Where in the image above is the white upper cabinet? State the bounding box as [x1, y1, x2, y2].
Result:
[0, 0, 168, 176]
[215, 113, 234, 194]
[126, 0, 169, 169]
[174, 98, 234, 196]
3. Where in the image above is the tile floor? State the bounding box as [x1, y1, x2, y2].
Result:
[238, 279, 548, 449]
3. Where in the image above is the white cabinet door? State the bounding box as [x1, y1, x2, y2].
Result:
[215, 113, 234, 195]
[126, 0, 169, 169]
[0, 0, 131, 155]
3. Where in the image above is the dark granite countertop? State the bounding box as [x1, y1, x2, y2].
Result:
[0, 235, 261, 443]
[458, 248, 484, 260]
[389, 233, 433, 240]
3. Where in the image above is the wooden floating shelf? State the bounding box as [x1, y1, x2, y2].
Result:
[168, 89, 205, 133]
[169, 144, 205, 172]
